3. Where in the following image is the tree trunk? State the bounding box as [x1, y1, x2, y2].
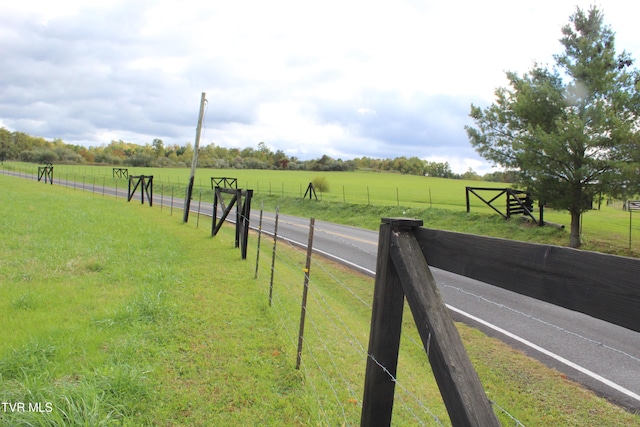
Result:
[569, 210, 581, 248]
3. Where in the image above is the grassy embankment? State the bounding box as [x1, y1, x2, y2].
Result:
[0, 174, 310, 425]
[1, 173, 640, 425]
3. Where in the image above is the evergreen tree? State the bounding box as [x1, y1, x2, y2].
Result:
[466, 6, 640, 247]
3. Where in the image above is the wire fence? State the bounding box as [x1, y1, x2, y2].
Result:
[0, 161, 488, 210]
[254, 211, 528, 426]
[1, 162, 532, 426]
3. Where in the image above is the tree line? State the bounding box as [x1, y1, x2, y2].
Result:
[0, 128, 514, 182]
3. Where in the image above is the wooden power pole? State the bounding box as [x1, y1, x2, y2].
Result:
[183, 92, 207, 223]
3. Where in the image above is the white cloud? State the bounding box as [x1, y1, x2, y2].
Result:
[424, 155, 498, 175]
[1, 0, 639, 170]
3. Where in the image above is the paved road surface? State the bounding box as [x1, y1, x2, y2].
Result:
[252, 212, 640, 412]
[6, 171, 640, 412]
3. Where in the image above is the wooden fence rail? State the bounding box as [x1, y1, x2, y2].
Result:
[415, 227, 640, 333]
[362, 216, 640, 425]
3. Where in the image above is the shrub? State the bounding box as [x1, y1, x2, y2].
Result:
[312, 176, 330, 192]
[19, 148, 59, 164]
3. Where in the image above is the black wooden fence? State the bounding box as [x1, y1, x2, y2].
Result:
[361, 218, 500, 426]
[362, 216, 640, 426]
[37, 163, 53, 185]
[466, 186, 537, 223]
[127, 175, 153, 206]
[416, 227, 640, 333]
[211, 186, 253, 259]
[112, 168, 129, 179]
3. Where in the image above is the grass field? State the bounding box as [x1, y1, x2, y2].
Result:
[5, 160, 640, 256]
[0, 174, 312, 425]
[1, 161, 508, 208]
[5, 161, 640, 257]
[1, 173, 640, 426]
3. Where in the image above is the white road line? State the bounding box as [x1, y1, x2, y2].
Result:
[446, 305, 640, 403]
[294, 240, 640, 404]
[247, 215, 640, 404]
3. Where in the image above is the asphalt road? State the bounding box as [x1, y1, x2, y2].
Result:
[8, 171, 640, 412]
[251, 212, 640, 413]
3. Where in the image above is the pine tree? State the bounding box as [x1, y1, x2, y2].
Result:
[466, 6, 640, 247]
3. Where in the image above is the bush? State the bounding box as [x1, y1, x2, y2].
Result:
[94, 153, 123, 165]
[19, 148, 59, 164]
[312, 176, 330, 192]
[125, 153, 153, 167]
[54, 147, 85, 164]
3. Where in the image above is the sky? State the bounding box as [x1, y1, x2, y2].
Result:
[1, 1, 639, 174]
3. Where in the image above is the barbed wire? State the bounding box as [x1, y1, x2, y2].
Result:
[311, 256, 372, 309]
[299, 312, 353, 425]
[366, 353, 443, 427]
[263, 236, 444, 425]
[304, 274, 444, 425]
[261, 233, 532, 427]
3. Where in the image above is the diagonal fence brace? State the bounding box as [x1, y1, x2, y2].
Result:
[361, 218, 499, 427]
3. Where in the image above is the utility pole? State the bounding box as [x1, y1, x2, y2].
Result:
[183, 92, 207, 223]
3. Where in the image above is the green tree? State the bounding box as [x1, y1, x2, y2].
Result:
[152, 138, 164, 158]
[257, 141, 273, 161]
[0, 127, 12, 160]
[425, 161, 454, 178]
[466, 6, 640, 248]
[462, 168, 481, 181]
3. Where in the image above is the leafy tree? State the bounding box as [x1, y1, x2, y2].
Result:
[152, 138, 164, 158]
[257, 141, 273, 160]
[20, 148, 58, 163]
[0, 127, 13, 160]
[126, 153, 153, 167]
[466, 6, 640, 247]
[425, 161, 454, 178]
[462, 168, 481, 181]
[482, 170, 518, 183]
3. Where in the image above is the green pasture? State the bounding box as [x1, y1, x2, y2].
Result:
[3, 161, 639, 255]
[0, 174, 309, 425]
[2, 161, 506, 209]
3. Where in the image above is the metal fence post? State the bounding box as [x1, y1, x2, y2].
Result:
[296, 217, 315, 370]
[268, 207, 280, 306]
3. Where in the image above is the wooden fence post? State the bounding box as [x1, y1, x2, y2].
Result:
[240, 189, 253, 260]
[390, 220, 499, 426]
[360, 219, 407, 426]
[361, 218, 500, 427]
